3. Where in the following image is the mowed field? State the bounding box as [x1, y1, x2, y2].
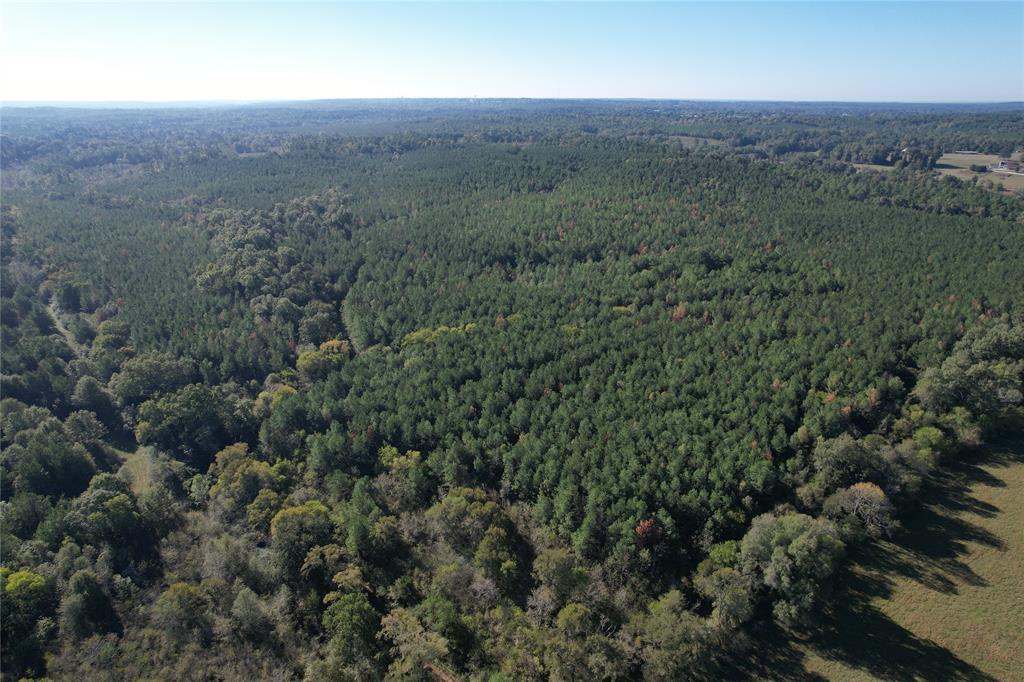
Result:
[936, 153, 1024, 194]
[733, 438, 1024, 681]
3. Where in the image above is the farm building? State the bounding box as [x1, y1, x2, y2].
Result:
[988, 159, 1023, 173]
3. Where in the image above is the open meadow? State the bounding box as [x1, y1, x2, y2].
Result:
[736, 437, 1024, 681]
[936, 153, 1024, 194]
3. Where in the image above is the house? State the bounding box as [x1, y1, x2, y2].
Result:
[988, 158, 1023, 173]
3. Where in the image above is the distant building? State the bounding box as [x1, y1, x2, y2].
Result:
[989, 159, 1023, 173]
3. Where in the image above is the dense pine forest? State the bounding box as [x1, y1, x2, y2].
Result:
[1, 100, 1022, 681]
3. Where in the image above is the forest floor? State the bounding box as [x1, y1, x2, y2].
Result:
[732, 436, 1024, 681]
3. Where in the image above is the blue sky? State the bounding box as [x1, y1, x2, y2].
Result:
[1, 2, 1021, 102]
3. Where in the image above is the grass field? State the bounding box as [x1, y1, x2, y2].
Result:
[935, 153, 1024, 194]
[669, 135, 724, 147]
[732, 438, 1024, 681]
[118, 446, 156, 495]
[852, 163, 897, 172]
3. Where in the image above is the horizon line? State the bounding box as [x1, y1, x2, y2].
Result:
[3, 96, 1023, 108]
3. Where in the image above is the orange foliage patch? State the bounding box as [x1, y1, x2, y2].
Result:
[634, 519, 662, 549]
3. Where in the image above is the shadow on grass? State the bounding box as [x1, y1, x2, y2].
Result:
[726, 439, 1022, 681]
[797, 571, 999, 682]
[725, 594, 997, 682]
[868, 459, 1005, 594]
[720, 623, 829, 682]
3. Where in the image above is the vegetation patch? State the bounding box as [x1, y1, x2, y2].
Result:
[1, 102, 1022, 681]
[936, 152, 1024, 195]
[401, 322, 479, 348]
[733, 438, 1024, 681]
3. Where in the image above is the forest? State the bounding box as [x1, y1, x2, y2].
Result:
[1, 100, 1022, 681]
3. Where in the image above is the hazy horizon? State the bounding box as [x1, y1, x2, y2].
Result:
[2, 2, 1021, 103]
[3, 98, 1024, 107]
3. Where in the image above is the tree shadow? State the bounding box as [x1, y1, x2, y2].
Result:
[870, 500, 996, 594]
[805, 579, 999, 682]
[862, 441, 1022, 596]
[927, 457, 1005, 515]
[725, 593, 998, 682]
[719, 624, 829, 681]
[726, 439, 1022, 681]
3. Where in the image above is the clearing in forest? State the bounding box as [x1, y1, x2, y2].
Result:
[936, 152, 1024, 194]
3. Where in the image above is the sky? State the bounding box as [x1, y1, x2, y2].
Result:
[1, 1, 1021, 103]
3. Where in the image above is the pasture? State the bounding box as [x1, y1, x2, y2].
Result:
[936, 152, 1024, 194]
[734, 438, 1024, 681]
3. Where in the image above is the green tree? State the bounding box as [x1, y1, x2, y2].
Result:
[63, 410, 107, 445]
[473, 525, 521, 593]
[624, 590, 716, 680]
[306, 591, 383, 680]
[230, 585, 276, 645]
[67, 474, 151, 557]
[544, 602, 628, 681]
[740, 512, 845, 628]
[340, 479, 380, 560]
[136, 384, 253, 468]
[59, 569, 119, 640]
[270, 500, 333, 580]
[108, 352, 195, 405]
[70, 376, 117, 424]
[151, 582, 213, 647]
[532, 547, 586, 607]
[426, 487, 503, 554]
[1, 568, 58, 676]
[379, 607, 449, 681]
[3, 427, 95, 498]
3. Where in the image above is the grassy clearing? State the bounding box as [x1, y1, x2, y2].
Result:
[852, 163, 897, 172]
[732, 438, 1024, 681]
[980, 172, 1024, 194]
[115, 445, 158, 495]
[667, 135, 724, 147]
[936, 153, 1024, 195]
[937, 152, 1004, 169]
[630, 134, 722, 147]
